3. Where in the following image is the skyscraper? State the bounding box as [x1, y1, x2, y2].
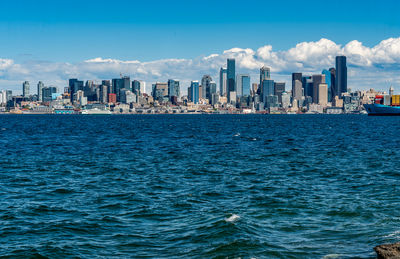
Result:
[322, 69, 332, 102]
[329, 68, 336, 97]
[259, 66, 271, 96]
[312, 74, 326, 104]
[37, 81, 44, 102]
[189, 81, 199, 104]
[219, 68, 227, 96]
[227, 59, 235, 101]
[261, 79, 274, 104]
[292, 80, 303, 103]
[236, 74, 250, 97]
[69, 79, 83, 102]
[168, 79, 180, 100]
[132, 80, 141, 96]
[336, 56, 347, 95]
[274, 82, 285, 104]
[201, 75, 212, 101]
[23, 81, 30, 97]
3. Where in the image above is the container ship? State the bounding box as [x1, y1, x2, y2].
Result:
[364, 94, 400, 116]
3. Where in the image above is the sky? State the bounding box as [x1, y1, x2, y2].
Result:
[1, 0, 400, 94]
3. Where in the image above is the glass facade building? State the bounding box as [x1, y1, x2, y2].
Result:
[227, 59, 235, 100]
[336, 56, 347, 95]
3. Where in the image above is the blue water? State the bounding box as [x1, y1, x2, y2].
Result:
[0, 114, 399, 258]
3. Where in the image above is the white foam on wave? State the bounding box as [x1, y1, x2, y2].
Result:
[384, 230, 400, 238]
[322, 254, 342, 259]
[225, 214, 240, 223]
[234, 133, 240, 137]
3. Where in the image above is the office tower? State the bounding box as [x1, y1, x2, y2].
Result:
[42, 86, 57, 102]
[122, 76, 131, 91]
[189, 81, 199, 104]
[259, 66, 271, 95]
[219, 68, 227, 96]
[168, 79, 180, 101]
[201, 75, 212, 101]
[139, 81, 146, 94]
[261, 79, 274, 104]
[252, 83, 259, 96]
[274, 82, 285, 104]
[100, 84, 108, 103]
[329, 68, 337, 97]
[5, 90, 12, 102]
[336, 56, 347, 95]
[318, 84, 328, 106]
[69, 79, 83, 102]
[312, 74, 326, 103]
[236, 74, 250, 97]
[322, 69, 332, 102]
[301, 76, 312, 97]
[292, 73, 302, 87]
[227, 59, 235, 101]
[209, 81, 217, 97]
[260, 66, 271, 84]
[152, 82, 168, 101]
[120, 89, 135, 104]
[292, 80, 303, 103]
[132, 80, 141, 96]
[22, 81, 30, 97]
[281, 92, 291, 109]
[37, 81, 44, 102]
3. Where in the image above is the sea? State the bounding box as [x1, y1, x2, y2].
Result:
[0, 114, 399, 258]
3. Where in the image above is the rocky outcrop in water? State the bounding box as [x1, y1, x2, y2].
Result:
[374, 243, 400, 259]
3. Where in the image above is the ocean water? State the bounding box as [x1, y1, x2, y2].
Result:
[0, 114, 400, 258]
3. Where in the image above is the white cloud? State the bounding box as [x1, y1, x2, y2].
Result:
[1, 37, 400, 94]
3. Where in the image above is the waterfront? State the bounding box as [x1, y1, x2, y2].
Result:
[1, 114, 400, 258]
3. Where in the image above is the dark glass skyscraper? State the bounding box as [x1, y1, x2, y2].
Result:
[335, 56, 347, 95]
[227, 59, 235, 101]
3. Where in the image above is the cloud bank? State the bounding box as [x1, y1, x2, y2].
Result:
[1, 37, 400, 94]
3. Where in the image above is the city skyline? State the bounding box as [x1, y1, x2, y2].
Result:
[2, 37, 400, 95]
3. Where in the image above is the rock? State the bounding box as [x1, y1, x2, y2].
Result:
[375, 242, 400, 259]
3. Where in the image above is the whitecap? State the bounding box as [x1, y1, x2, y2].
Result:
[234, 133, 240, 137]
[225, 214, 240, 223]
[322, 254, 342, 259]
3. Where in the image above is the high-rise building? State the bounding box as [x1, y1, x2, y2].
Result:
[209, 81, 217, 98]
[318, 84, 328, 106]
[23, 81, 30, 97]
[329, 68, 336, 97]
[322, 69, 332, 102]
[152, 82, 168, 101]
[132, 80, 141, 96]
[201, 75, 212, 101]
[219, 68, 227, 96]
[168, 79, 180, 101]
[100, 84, 108, 103]
[139, 81, 146, 94]
[189, 81, 199, 104]
[336, 56, 347, 95]
[312, 74, 326, 103]
[292, 80, 303, 103]
[42, 87, 57, 102]
[302, 76, 313, 97]
[261, 79, 274, 104]
[292, 73, 303, 100]
[37, 81, 44, 102]
[69, 79, 83, 102]
[112, 76, 130, 101]
[227, 59, 235, 101]
[259, 66, 271, 96]
[236, 74, 250, 97]
[274, 82, 285, 104]
[252, 83, 259, 96]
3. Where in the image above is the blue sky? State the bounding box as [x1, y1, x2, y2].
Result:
[0, 0, 399, 62]
[1, 0, 400, 93]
